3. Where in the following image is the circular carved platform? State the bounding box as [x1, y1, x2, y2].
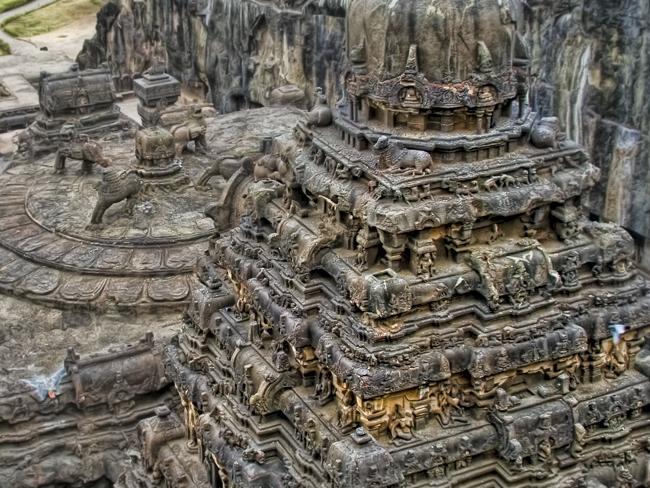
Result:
[0, 107, 302, 310]
[25, 176, 215, 246]
[0, 169, 207, 310]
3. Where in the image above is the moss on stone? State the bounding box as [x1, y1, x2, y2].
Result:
[0, 38, 10, 55]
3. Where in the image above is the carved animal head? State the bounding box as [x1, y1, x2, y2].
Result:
[373, 136, 390, 152]
[97, 157, 112, 168]
[240, 156, 255, 174]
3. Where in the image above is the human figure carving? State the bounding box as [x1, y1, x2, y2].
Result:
[603, 333, 629, 378]
[435, 381, 467, 426]
[336, 388, 356, 431]
[388, 404, 414, 441]
[312, 368, 333, 405]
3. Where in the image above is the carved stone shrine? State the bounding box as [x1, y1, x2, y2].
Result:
[26, 64, 128, 155]
[162, 0, 650, 487]
[133, 126, 190, 190]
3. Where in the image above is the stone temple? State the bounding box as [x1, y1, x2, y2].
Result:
[1, 0, 650, 487]
[164, 1, 650, 487]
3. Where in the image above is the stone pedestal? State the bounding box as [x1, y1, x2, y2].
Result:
[27, 66, 126, 154]
[133, 126, 189, 189]
[134, 73, 181, 127]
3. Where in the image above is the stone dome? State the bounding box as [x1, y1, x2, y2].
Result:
[346, 0, 521, 82]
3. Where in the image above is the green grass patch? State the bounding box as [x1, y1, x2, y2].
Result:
[3, 0, 102, 38]
[0, 38, 10, 55]
[0, 0, 30, 14]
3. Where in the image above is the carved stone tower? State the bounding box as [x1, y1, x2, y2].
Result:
[165, 0, 650, 486]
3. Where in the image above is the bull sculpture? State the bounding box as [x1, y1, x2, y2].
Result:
[530, 116, 561, 149]
[253, 154, 291, 182]
[373, 136, 434, 175]
[305, 88, 332, 128]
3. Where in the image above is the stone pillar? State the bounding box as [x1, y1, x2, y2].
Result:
[379, 231, 407, 271]
[360, 98, 370, 122]
[485, 107, 495, 131]
[261, 136, 274, 154]
[440, 110, 454, 132]
[476, 109, 485, 134]
[383, 109, 394, 128]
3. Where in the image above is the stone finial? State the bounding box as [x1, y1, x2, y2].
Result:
[404, 44, 419, 73]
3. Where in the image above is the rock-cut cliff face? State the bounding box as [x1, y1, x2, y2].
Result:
[78, 0, 345, 111]
[78, 0, 650, 259]
[526, 0, 650, 254]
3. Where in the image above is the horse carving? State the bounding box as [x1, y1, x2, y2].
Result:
[373, 136, 434, 175]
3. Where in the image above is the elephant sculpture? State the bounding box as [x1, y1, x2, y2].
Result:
[89, 169, 142, 227]
[54, 135, 112, 175]
[373, 136, 434, 175]
[196, 156, 254, 189]
[170, 107, 208, 158]
[367, 276, 413, 318]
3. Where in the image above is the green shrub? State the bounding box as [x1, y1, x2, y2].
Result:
[0, 0, 30, 15]
[0, 38, 10, 56]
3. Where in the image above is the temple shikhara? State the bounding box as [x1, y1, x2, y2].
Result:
[164, 1, 650, 487]
[1, 0, 650, 487]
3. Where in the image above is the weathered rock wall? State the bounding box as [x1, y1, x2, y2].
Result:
[526, 0, 650, 248]
[78, 0, 650, 252]
[78, 0, 345, 111]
